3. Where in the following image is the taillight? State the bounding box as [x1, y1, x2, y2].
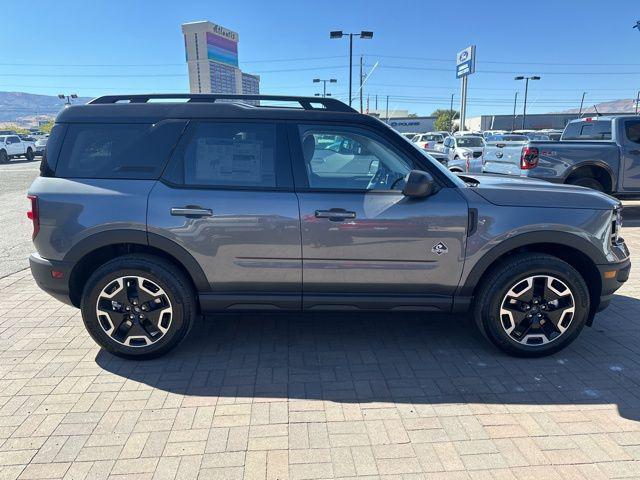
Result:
[520, 146, 539, 170]
[27, 195, 39, 239]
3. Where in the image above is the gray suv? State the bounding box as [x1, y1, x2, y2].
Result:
[27, 94, 631, 359]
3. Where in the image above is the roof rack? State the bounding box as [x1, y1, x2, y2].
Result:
[88, 94, 357, 113]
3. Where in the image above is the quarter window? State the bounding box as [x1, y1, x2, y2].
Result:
[298, 126, 413, 191]
[165, 122, 278, 188]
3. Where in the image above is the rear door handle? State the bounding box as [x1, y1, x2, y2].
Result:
[170, 207, 213, 217]
[315, 209, 356, 221]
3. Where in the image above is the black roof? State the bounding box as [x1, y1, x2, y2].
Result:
[56, 94, 378, 125]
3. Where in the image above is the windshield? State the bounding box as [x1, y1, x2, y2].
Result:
[423, 134, 442, 141]
[457, 137, 484, 147]
[487, 135, 528, 142]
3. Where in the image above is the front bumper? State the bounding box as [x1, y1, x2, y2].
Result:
[29, 253, 75, 306]
[596, 257, 631, 312]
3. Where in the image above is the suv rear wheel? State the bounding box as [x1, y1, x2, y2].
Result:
[80, 254, 196, 359]
[568, 176, 604, 192]
[25, 147, 34, 161]
[473, 254, 590, 357]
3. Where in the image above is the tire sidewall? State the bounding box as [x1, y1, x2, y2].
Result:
[26, 148, 34, 161]
[81, 262, 190, 358]
[571, 177, 603, 192]
[0, 150, 7, 163]
[479, 257, 590, 356]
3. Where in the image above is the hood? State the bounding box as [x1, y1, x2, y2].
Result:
[460, 173, 619, 210]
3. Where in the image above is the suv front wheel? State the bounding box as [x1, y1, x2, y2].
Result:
[474, 254, 590, 357]
[81, 254, 196, 359]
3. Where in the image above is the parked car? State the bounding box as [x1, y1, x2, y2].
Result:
[500, 116, 640, 197]
[34, 136, 48, 156]
[412, 133, 445, 151]
[440, 135, 485, 172]
[401, 132, 419, 141]
[28, 94, 630, 359]
[482, 130, 507, 139]
[0, 134, 36, 163]
[483, 135, 530, 176]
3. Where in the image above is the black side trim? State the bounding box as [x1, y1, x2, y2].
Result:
[199, 292, 301, 311]
[303, 293, 452, 311]
[458, 231, 608, 297]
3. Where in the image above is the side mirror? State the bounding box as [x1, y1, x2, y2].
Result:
[403, 170, 435, 198]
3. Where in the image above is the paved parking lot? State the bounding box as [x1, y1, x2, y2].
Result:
[2, 164, 640, 478]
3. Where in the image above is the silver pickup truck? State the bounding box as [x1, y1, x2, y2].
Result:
[483, 116, 640, 197]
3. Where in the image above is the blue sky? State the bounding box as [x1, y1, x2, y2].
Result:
[1, 0, 639, 117]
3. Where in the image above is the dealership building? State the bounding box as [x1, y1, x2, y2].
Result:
[465, 112, 628, 131]
[181, 21, 260, 96]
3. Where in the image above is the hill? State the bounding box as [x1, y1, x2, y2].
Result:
[0, 91, 92, 126]
[558, 98, 637, 115]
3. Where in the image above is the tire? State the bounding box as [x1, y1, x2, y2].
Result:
[568, 176, 604, 192]
[473, 253, 590, 357]
[25, 147, 34, 162]
[80, 254, 197, 359]
[0, 150, 7, 164]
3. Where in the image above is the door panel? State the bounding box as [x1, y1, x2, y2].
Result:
[299, 188, 468, 300]
[291, 123, 468, 310]
[147, 183, 301, 295]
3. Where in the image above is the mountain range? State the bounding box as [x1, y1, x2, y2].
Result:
[558, 98, 638, 115]
[0, 91, 92, 125]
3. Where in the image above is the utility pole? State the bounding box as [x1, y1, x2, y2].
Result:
[449, 93, 454, 132]
[578, 92, 586, 117]
[375, 94, 378, 110]
[511, 91, 518, 132]
[359, 55, 364, 113]
[385, 95, 389, 121]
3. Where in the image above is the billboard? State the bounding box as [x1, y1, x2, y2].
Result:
[206, 31, 238, 67]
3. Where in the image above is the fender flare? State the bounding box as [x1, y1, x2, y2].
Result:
[63, 229, 210, 292]
[457, 230, 606, 297]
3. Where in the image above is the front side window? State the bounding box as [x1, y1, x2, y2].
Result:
[165, 122, 277, 188]
[625, 120, 640, 145]
[298, 126, 412, 191]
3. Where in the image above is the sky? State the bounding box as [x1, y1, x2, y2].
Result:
[1, 0, 639, 117]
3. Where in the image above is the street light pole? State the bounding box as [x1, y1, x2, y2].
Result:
[330, 30, 373, 107]
[312, 78, 337, 98]
[449, 93, 454, 132]
[512, 91, 518, 132]
[514, 76, 540, 130]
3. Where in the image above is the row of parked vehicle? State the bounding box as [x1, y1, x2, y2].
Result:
[404, 116, 640, 197]
[0, 130, 48, 163]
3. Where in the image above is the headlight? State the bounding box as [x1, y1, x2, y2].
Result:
[611, 206, 622, 244]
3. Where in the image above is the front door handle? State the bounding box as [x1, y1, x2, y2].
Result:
[315, 209, 356, 221]
[170, 207, 213, 218]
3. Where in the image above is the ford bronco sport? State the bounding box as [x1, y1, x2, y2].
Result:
[27, 94, 630, 359]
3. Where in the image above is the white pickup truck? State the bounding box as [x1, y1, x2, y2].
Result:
[0, 134, 36, 163]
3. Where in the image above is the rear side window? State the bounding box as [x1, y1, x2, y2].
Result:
[164, 122, 278, 188]
[625, 120, 640, 145]
[562, 120, 612, 140]
[40, 123, 67, 177]
[55, 121, 186, 179]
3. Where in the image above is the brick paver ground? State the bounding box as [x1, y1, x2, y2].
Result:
[1, 218, 640, 479]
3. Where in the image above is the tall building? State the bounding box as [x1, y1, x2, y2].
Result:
[181, 21, 260, 96]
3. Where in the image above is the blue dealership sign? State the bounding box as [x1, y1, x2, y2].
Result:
[456, 45, 476, 78]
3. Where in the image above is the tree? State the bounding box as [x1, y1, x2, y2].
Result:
[39, 121, 55, 134]
[433, 109, 459, 132]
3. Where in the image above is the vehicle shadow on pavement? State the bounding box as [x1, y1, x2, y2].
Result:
[95, 295, 640, 422]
